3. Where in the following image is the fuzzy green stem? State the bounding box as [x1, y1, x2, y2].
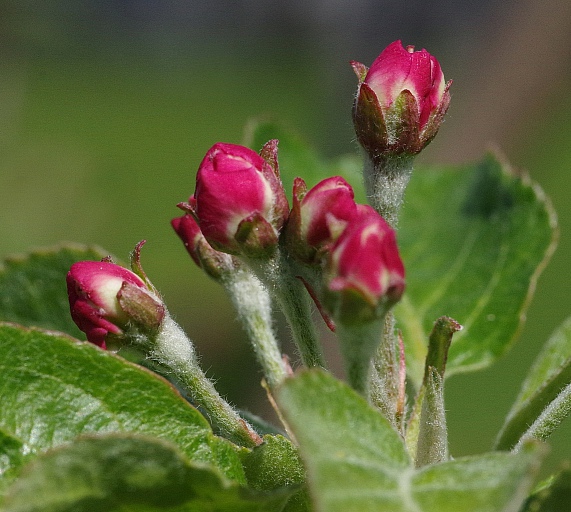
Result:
[276, 270, 325, 368]
[363, 154, 414, 229]
[223, 269, 289, 389]
[336, 316, 385, 398]
[148, 314, 262, 448]
[363, 154, 413, 426]
[369, 312, 401, 431]
[248, 251, 325, 369]
[405, 384, 425, 461]
[514, 382, 571, 452]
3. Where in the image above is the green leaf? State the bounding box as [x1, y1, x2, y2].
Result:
[411, 443, 545, 512]
[277, 370, 410, 512]
[496, 316, 571, 450]
[0, 324, 245, 487]
[413, 317, 460, 466]
[0, 244, 111, 338]
[242, 434, 310, 512]
[415, 368, 448, 468]
[395, 154, 557, 385]
[1, 434, 289, 512]
[0, 431, 24, 496]
[512, 383, 571, 452]
[277, 370, 544, 512]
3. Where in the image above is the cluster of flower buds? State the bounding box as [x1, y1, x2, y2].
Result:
[67, 40, 451, 367]
[169, 137, 405, 326]
[65, 39, 451, 428]
[352, 40, 451, 161]
[67, 255, 165, 350]
[284, 180, 405, 324]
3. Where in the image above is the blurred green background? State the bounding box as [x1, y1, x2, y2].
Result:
[1, 0, 571, 472]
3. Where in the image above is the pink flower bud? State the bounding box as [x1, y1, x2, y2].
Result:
[285, 176, 358, 264]
[193, 141, 289, 257]
[324, 206, 405, 323]
[67, 260, 164, 348]
[352, 40, 451, 159]
[171, 213, 238, 280]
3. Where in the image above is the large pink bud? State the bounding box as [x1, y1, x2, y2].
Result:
[324, 205, 405, 324]
[352, 40, 451, 159]
[284, 176, 358, 265]
[67, 260, 164, 348]
[193, 141, 289, 257]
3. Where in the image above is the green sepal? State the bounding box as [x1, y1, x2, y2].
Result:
[235, 213, 280, 258]
[117, 281, 165, 332]
[387, 89, 420, 154]
[352, 82, 388, 161]
[242, 434, 310, 512]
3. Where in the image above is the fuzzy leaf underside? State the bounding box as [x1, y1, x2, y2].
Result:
[277, 370, 543, 512]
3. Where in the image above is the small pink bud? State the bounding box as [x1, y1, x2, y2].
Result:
[352, 40, 451, 159]
[67, 260, 164, 348]
[285, 176, 358, 264]
[171, 213, 238, 280]
[324, 206, 405, 323]
[193, 141, 289, 257]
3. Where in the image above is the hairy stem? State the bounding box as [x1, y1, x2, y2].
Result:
[224, 269, 290, 389]
[248, 251, 326, 369]
[514, 382, 571, 452]
[336, 316, 385, 398]
[148, 314, 262, 448]
[371, 311, 402, 432]
[363, 154, 414, 229]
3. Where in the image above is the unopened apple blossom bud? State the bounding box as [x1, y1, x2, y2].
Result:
[352, 40, 451, 161]
[285, 176, 358, 265]
[324, 205, 405, 324]
[67, 260, 165, 349]
[171, 212, 238, 281]
[192, 141, 289, 258]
